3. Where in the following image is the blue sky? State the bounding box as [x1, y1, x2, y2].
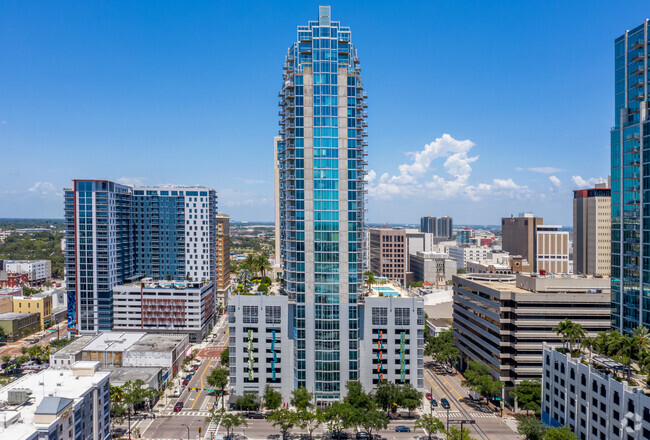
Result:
[0, 1, 646, 225]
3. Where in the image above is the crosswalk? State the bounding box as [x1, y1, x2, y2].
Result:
[434, 411, 497, 419]
[159, 410, 211, 417]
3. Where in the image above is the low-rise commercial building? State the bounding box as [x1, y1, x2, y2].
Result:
[107, 367, 163, 391]
[453, 273, 611, 401]
[0, 361, 110, 440]
[409, 251, 457, 284]
[0, 288, 21, 313]
[465, 259, 512, 274]
[123, 334, 189, 380]
[0, 312, 40, 340]
[113, 280, 215, 343]
[50, 335, 97, 369]
[80, 332, 145, 367]
[13, 293, 52, 330]
[542, 344, 650, 439]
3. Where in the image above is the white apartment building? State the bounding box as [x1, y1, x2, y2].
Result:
[3, 260, 51, 284]
[359, 289, 425, 391]
[228, 294, 292, 401]
[448, 246, 491, 269]
[113, 280, 215, 343]
[542, 344, 650, 440]
[0, 361, 110, 440]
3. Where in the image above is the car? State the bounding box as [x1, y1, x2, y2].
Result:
[174, 402, 184, 412]
[355, 433, 371, 439]
[192, 364, 199, 370]
[185, 375, 192, 381]
[194, 359, 202, 365]
[330, 433, 348, 439]
[441, 398, 451, 409]
[189, 369, 196, 376]
[425, 392, 432, 401]
[246, 412, 267, 419]
[182, 379, 189, 386]
[430, 398, 438, 407]
[394, 426, 410, 432]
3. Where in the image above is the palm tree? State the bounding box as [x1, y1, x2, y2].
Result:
[364, 271, 375, 289]
[614, 335, 635, 381]
[237, 269, 253, 293]
[569, 323, 586, 353]
[634, 325, 650, 356]
[241, 254, 258, 276]
[254, 253, 272, 278]
[582, 336, 594, 360]
[553, 318, 573, 352]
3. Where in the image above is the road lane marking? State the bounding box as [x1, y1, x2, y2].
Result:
[191, 360, 213, 409]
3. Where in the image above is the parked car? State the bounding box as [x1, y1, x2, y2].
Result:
[185, 374, 192, 381]
[330, 433, 348, 439]
[430, 398, 438, 407]
[395, 426, 410, 432]
[174, 402, 184, 412]
[171, 389, 182, 398]
[425, 392, 432, 401]
[355, 433, 371, 439]
[182, 379, 189, 386]
[246, 412, 267, 419]
[441, 398, 451, 409]
[469, 390, 481, 401]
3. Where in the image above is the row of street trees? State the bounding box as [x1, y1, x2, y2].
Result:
[210, 382, 425, 440]
[424, 328, 460, 369]
[110, 380, 161, 437]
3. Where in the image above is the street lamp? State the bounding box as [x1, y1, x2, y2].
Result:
[181, 423, 190, 440]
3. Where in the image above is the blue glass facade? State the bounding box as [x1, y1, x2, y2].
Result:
[278, 6, 367, 399]
[611, 20, 649, 333]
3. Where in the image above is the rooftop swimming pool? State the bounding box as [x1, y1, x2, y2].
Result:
[373, 286, 399, 297]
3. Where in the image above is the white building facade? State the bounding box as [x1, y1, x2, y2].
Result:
[4, 260, 51, 284]
[448, 246, 491, 269]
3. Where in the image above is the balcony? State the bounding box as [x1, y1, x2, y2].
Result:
[631, 51, 645, 62]
[630, 62, 645, 75]
[631, 39, 645, 49]
[630, 77, 645, 88]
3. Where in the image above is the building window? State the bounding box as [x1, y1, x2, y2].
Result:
[243, 306, 258, 324]
[371, 307, 387, 325]
[266, 306, 282, 324]
[395, 308, 410, 326]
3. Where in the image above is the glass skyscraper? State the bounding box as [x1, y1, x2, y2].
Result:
[611, 20, 649, 333]
[278, 6, 367, 400]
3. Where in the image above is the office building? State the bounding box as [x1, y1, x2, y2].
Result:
[536, 225, 570, 274]
[13, 293, 53, 330]
[64, 180, 217, 334]
[542, 344, 650, 439]
[574, 184, 611, 276]
[420, 216, 453, 240]
[215, 213, 231, 308]
[369, 229, 407, 284]
[113, 280, 215, 342]
[453, 273, 610, 401]
[611, 20, 650, 333]
[0, 361, 110, 440]
[275, 6, 367, 400]
[409, 251, 456, 284]
[502, 213, 543, 271]
[448, 245, 490, 269]
[2, 260, 51, 285]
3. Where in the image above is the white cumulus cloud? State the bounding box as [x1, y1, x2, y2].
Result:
[117, 177, 145, 187]
[28, 182, 62, 198]
[368, 134, 531, 202]
[571, 175, 607, 188]
[549, 175, 561, 188]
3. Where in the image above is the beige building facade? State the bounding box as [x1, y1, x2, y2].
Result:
[13, 293, 52, 330]
[536, 225, 570, 274]
[215, 213, 231, 308]
[573, 184, 611, 276]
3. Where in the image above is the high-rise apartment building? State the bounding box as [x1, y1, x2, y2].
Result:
[274, 136, 283, 277]
[64, 180, 217, 334]
[502, 213, 543, 270]
[369, 229, 406, 284]
[215, 213, 231, 307]
[276, 6, 367, 399]
[420, 216, 453, 239]
[611, 20, 649, 333]
[573, 184, 611, 276]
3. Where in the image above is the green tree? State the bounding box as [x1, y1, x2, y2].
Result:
[344, 381, 374, 411]
[234, 393, 259, 411]
[298, 409, 324, 440]
[511, 380, 541, 414]
[237, 269, 253, 293]
[425, 327, 460, 368]
[553, 319, 574, 352]
[206, 409, 247, 439]
[268, 408, 299, 440]
[398, 382, 422, 416]
[447, 425, 477, 440]
[544, 426, 578, 440]
[254, 253, 272, 278]
[264, 385, 282, 411]
[0, 327, 6, 342]
[1, 355, 11, 365]
[364, 271, 375, 288]
[207, 367, 229, 409]
[461, 361, 503, 399]
[220, 347, 229, 366]
[415, 414, 445, 440]
[374, 381, 399, 413]
[290, 386, 313, 410]
[324, 402, 354, 434]
[517, 416, 546, 440]
[357, 408, 389, 438]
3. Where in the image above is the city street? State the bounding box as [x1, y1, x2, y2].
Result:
[133, 314, 229, 440]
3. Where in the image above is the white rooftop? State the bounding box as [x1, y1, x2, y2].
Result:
[82, 331, 145, 353]
[0, 363, 109, 439]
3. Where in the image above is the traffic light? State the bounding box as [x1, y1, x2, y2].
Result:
[199, 427, 202, 435]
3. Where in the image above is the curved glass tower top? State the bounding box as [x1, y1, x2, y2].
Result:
[278, 6, 367, 400]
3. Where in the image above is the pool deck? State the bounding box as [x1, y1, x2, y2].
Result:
[367, 283, 413, 298]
